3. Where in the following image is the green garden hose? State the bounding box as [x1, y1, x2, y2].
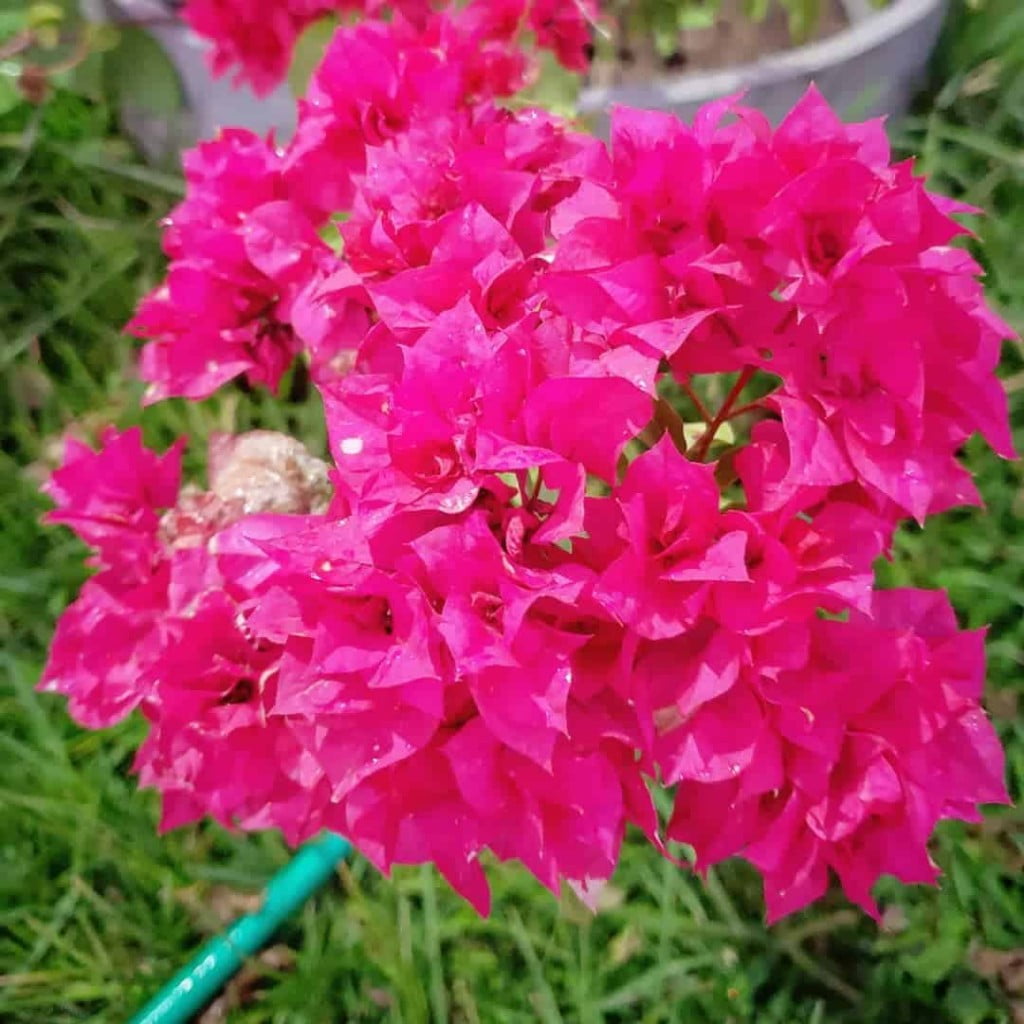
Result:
[128, 832, 351, 1024]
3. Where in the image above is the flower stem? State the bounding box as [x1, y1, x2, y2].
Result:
[680, 380, 713, 424]
[692, 366, 755, 460]
[724, 397, 769, 422]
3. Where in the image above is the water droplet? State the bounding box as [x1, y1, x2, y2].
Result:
[729, 763, 741, 776]
[320, 560, 332, 573]
[339, 436, 364, 456]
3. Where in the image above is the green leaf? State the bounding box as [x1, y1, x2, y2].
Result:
[84, 22, 122, 55]
[52, 49, 105, 101]
[101, 26, 182, 117]
[677, 4, 718, 31]
[0, 71, 19, 117]
[682, 420, 735, 449]
[901, 922, 969, 984]
[287, 15, 337, 97]
[653, 24, 679, 58]
[943, 980, 993, 1024]
[515, 50, 579, 119]
[0, 12, 28, 39]
[26, 3, 64, 30]
[317, 218, 345, 253]
[780, 0, 821, 41]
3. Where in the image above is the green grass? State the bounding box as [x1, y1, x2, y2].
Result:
[2, 3, 1024, 1020]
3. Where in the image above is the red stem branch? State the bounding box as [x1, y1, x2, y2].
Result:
[725, 397, 769, 421]
[680, 380, 713, 424]
[0, 31, 32, 60]
[692, 366, 755, 460]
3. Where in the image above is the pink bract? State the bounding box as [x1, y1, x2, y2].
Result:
[42, 1, 1013, 925]
[182, 0, 597, 94]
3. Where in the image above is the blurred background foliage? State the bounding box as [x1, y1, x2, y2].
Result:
[1, 1, 1022, 1021]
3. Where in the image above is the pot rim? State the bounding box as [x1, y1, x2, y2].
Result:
[578, 0, 947, 107]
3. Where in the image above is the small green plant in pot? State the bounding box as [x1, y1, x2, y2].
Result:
[591, 0, 861, 84]
[579, 0, 945, 128]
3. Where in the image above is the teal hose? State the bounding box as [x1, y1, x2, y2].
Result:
[128, 832, 351, 1024]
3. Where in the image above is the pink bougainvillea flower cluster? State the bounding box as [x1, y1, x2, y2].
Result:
[181, 0, 598, 96]
[44, 3, 1013, 923]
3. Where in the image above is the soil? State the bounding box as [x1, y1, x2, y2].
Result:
[586, 0, 852, 89]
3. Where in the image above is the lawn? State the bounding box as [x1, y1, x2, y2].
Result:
[1, 2, 1022, 1021]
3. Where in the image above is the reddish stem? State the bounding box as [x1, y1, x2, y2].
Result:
[43, 34, 92, 76]
[680, 380, 713, 424]
[515, 469, 530, 505]
[692, 366, 755, 460]
[0, 31, 32, 60]
[725, 397, 770, 421]
[528, 467, 543, 505]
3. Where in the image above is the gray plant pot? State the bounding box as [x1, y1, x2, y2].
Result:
[90, 0, 296, 159]
[577, 0, 948, 132]
[135, 18, 297, 144]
